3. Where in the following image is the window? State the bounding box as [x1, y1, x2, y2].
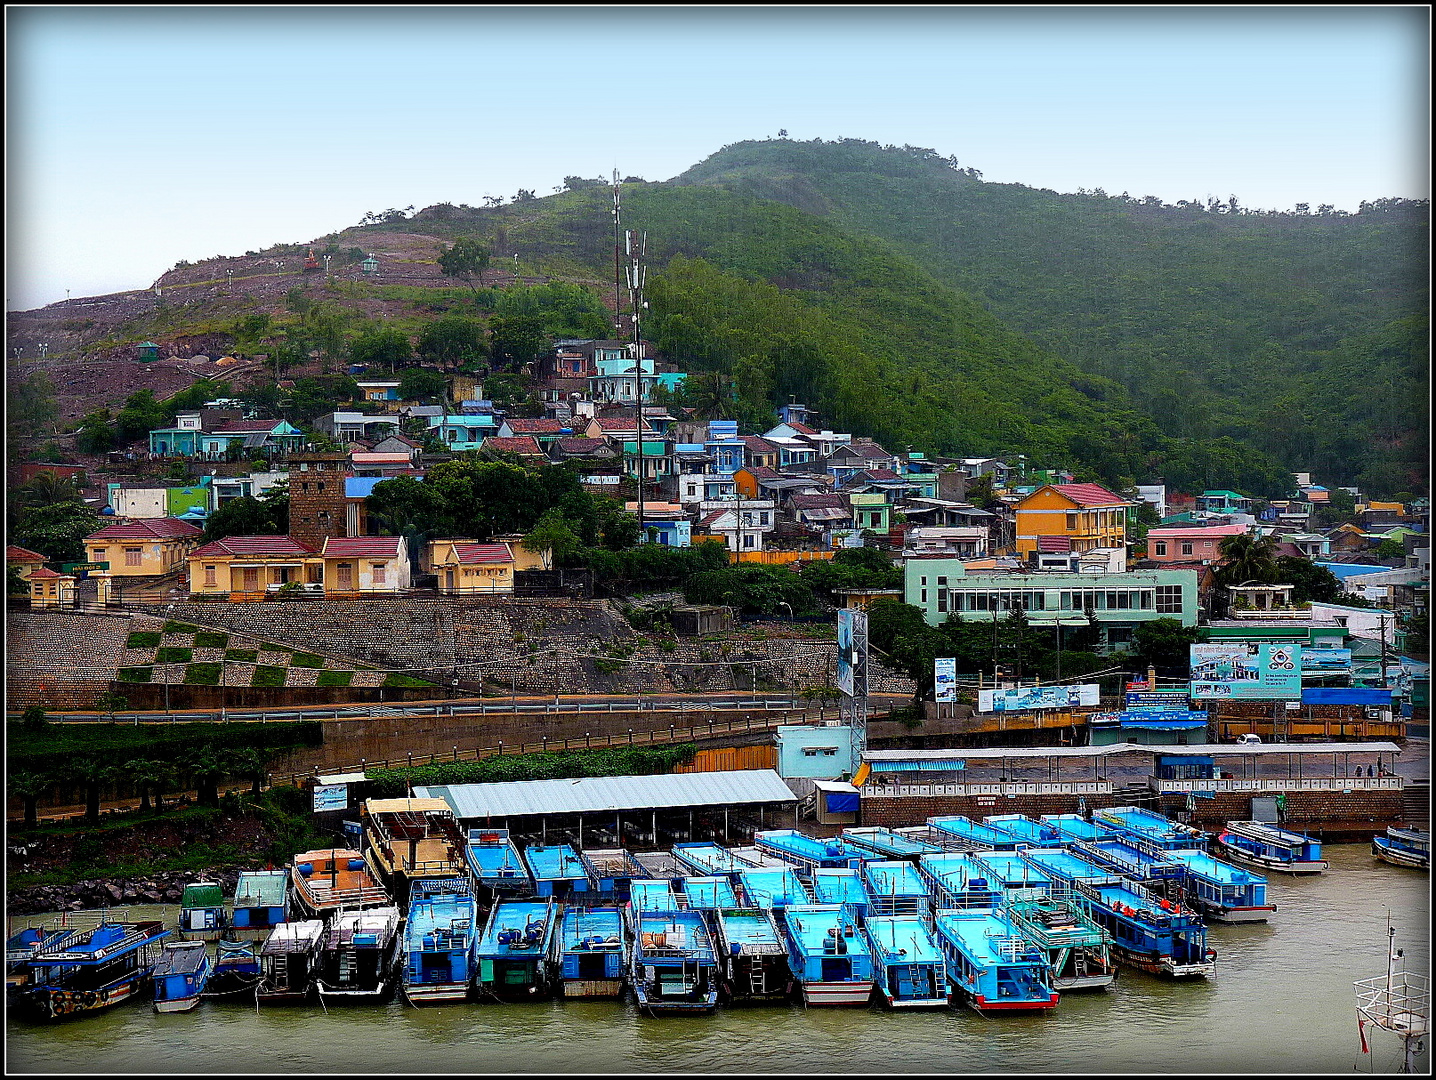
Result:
[1181, 542, 1193, 556]
[1067, 513, 1078, 531]
[92, 549, 106, 561]
[937, 577, 948, 586]
[373, 563, 387, 585]
[1156, 584, 1183, 614]
[920, 589, 928, 604]
[125, 547, 142, 567]
[1154, 542, 1167, 556]
[204, 565, 217, 586]
[937, 590, 947, 613]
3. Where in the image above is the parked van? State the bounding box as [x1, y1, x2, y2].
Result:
[1236, 733, 1263, 745]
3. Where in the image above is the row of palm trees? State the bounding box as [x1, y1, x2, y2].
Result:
[10, 745, 274, 830]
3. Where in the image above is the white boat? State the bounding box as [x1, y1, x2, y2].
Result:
[1213, 820, 1327, 874]
[1372, 826, 1430, 870]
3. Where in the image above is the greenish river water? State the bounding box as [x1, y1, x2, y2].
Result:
[6, 845, 1429, 1074]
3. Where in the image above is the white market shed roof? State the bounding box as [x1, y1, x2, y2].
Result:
[416, 769, 798, 820]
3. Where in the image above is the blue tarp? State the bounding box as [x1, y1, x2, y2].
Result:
[1119, 718, 1209, 730]
[1314, 562, 1393, 581]
[1301, 687, 1395, 706]
[825, 792, 860, 813]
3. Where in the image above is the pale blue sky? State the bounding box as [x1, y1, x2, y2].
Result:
[6, 6, 1429, 311]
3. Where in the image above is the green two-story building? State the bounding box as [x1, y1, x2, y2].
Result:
[904, 558, 1200, 651]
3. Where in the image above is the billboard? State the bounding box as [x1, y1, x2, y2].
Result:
[1124, 690, 1192, 711]
[1302, 648, 1352, 674]
[978, 683, 1100, 713]
[836, 609, 865, 697]
[311, 783, 349, 813]
[1189, 643, 1301, 700]
[934, 658, 957, 703]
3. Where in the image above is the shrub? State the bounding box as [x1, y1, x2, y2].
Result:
[291, 652, 325, 668]
[125, 631, 161, 649]
[116, 667, 153, 683]
[316, 670, 353, 687]
[155, 647, 193, 664]
[183, 662, 223, 685]
[193, 631, 230, 648]
[252, 666, 287, 687]
[225, 648, 258, 663]
[383, 673, 434, 688]
[162, 621, 199, 634]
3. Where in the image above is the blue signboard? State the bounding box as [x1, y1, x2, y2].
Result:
[1190, 643, 1302, 701]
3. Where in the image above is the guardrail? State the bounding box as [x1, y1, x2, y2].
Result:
[1149, 777, 1403, 793]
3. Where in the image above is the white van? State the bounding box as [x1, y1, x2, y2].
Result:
[1235, 733, 1263, 745]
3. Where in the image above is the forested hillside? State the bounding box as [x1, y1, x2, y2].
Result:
[674, 138, 1428, 495]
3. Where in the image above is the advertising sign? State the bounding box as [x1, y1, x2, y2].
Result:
[1124, 690, 1192, 710]
[836, 609, 863, 697]
[934, 658, 957, 703]
[978, 683, 1100, 713]
[60, 562, 109, 573]
[311, 783, 349, 813]
[1301, 648, 1352, 674]
[1189, 643, 1302, 700]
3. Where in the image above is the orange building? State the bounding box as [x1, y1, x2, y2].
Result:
[1013, 483, 1132, 560]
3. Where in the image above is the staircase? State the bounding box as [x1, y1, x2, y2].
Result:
[1400, 779, 1429, 827]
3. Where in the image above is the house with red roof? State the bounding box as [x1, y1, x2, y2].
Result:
[186, 535, 322, 600]
[25, 565, 76, 607]
[426, 538, 548, 594]
[1142, 522, 1249, 564]
[7, 544, 48, 581]
[1013, 483, 1133, 562]
[480, 435, 548, 460]
[321, 536, 411, 596]
[84, 517, 204, 578]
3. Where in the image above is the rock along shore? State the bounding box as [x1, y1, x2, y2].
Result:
[8, 868, 246, 917]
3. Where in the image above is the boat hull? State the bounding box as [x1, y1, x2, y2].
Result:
[800, 980, 874, 1006]
[402, 980, 471, 1004]
[967, 990, 1060, 1012]
[634, 994, 718, 1016]
[559, 978, 625, 998]
[1053, 973, 1116, 991]
[1113, 946, 1215, 979]
[879, 990, 951, 1009]
[154, 992, 202, 1013]
[1200, 904, 1277, 924]
[1214, 839, 1326, 875]
[25, 973, 147, 1020]
[1372, 839, 1429, 870]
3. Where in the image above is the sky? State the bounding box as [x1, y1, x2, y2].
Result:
[6, 6, 1429, 311]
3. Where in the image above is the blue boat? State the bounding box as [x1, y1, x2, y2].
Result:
[1162, 849, 1275, 923]
[151, 940, 210, 1013]
[204, 938, 261, 998]
[681, 876, 741, 911]
[753, 830, 869, 873]
[1372, 826, 1430, 870]
[19, 914, 171, 1020]
[1000, 891, 1117, 991]
[842, 826, 951, 861]
[463, 828, 533, 896]
[914, 853, 1005, 911]
[229, 870, 289, 940]
[1019, 848, 1215, 979]
[927, 815, 1023, 850]
[672, 841, 755, 879]
[865, 915, 949, 1008]
[1092, 806, 1209, 851]
[808, 867, 873, 919]
[1076, 838, 1186, 884]
[582, 848, 645, 899]
[736, 866, 810, 910]
[629, 878, 682, 913]
[522, 844, 594, 899]
[1039, 814, 1121, 845]
[178, 881, 228, 942]
[981, 814, 1068, 847]
[1214, 820, 1328, 875]
[628, 908, 719, 1015]
[400, 877, 478, 1004]
[780, 903, 877, 1006]
[631, 850, 687, 883]
[550, 906, 628, 998]
[966, 849, 1056, 896]
[6, 920, 78, 1001]
[711, 907, 791, 1002]
[932, 909, 1060, 1012]
[861, 860, 931, 916]
[475, 900, 558, 999]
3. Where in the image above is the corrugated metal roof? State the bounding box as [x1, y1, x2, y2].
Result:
[416, 769, 797, 820]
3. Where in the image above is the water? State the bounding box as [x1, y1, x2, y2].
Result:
[7, 846, 1429, 1075]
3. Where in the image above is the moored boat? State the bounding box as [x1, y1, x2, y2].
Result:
[1093, 805, 1209, 851]
[204, 939, 262, 998]
[18, 913, 170, 1020]
[463, 827, 533, 898]
[400, 877, 478, 1005]
[780, 903, 876, 1006]
[475, 899, 557, 1000]
[550, 905, 628, 998]
[932, 908, 1060, 1012]
[289, 848, 393, 919]
[255, 919, 326, 1004]
[1214, 820, 1328, 875]
[1163, 848, 1275, 923]
[360, 797, 467, 905]
[151, 940, 211, 1013]
[315, 906, 402, 1002]
[178, 881, 228, 942]
[628, 907, 720, 1015]
[865, 915, 949, 1008]
[711, 907, 791, 1003]
[229, 870, 289, 941]
[1372, 826, 1430, 870]
[1000, 892, 1117, 991]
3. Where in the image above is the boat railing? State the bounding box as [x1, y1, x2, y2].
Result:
[991, 936, 1033, 962]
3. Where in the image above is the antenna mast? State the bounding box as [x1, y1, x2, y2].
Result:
[626, 227, 648, 542]
[612, 171, 623, 337]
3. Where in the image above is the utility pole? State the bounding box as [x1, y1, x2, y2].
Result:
[627, 228, 648, 543]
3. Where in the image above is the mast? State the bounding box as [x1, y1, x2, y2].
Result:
[626, 227, 648, 542]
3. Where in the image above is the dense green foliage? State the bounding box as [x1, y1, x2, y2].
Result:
[365, 743, 697, 797]
[200, 481, 289, 543]
[5, 720, 323, 776]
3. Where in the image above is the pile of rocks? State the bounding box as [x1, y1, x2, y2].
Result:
[9, 867, 247, 916]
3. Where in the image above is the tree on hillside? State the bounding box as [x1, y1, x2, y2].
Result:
[1275, 556, 1344, 604]
[8, 373, 59, 458]
[488, 314, 550, 370]
[349, 327, 413, 373]
[74, 409, 117, 454]
[10, 769, 52, 830]
[201, 482, 288, 543]
[8, 500, 101, 564]
[417, 315, 488, 369]
[437, 238, 492, 293]
[397, 366, 448, 404]
[115, 389, 171, 443]
[1130, 618, 1203, 674]
[1215, 532, 1280, 588]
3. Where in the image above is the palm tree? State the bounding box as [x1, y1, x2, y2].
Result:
[229, 748, 270, 799]
[684, 370, 736, 421]
[125, 757, 173, 812]
[182, 745, 230, 807]
[10, 768, 53, 829]
[66, 758, 116, 827]
[1216, 532, 1279, 588]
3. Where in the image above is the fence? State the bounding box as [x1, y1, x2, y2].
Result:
[863, 782, 1116, 798]
[1149, 776, 1403, 794]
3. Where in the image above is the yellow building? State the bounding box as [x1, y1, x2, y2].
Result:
[84, 518, 205, 577]
[187, 535, 323, 601]
[26, 566, 76, 607]
[7, 544, 47, 581]
[1013, 483, 1132, 560]
[427, 538, 551, 595]
[320, 536, 412, 596]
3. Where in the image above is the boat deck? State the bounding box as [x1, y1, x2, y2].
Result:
[682, 877, 739, 910]
[928, 816, 1020, 848]
[916, 853, 1005, 909]
[633, 911, 716, 962]
[736, 868, 809, 909]
[982, 815, 1068, 846]
[809, 868, 872, 910]
[477, 902, 554, 958]
[1040, 814, 1119, 844]
[714, 910, 785, 954]
[968, 850, 1055, 891]
[629, 879, 681, 912]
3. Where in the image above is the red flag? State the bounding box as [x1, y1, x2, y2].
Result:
[1358, 1018, 1369, 1054]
